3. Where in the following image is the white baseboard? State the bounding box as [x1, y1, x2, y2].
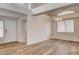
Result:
[27, 36, 51, 45]
[51, 37, 79, 42]
[0, 40, 18, 44]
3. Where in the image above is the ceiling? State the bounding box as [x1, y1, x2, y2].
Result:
[0, 3, 30, 18]
[31, 3, 46, 9]
[45, 4, 79, 19]
[15, 3, 28, 8]
[45, 4, 77, 16]
[32, 3, 72, 15]
[0, 3, 75, 18]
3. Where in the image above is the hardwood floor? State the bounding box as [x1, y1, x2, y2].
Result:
[0, 39, 79, 55]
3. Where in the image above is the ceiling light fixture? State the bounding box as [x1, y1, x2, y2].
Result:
[58, 11, 75, 16]
[55, 17, 63, 21]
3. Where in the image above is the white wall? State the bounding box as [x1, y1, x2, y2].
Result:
[0, 16, 17, 43]
[27, 14, 51, 45]
[21, 20, 26, 42]
[16, 18, 26, 42]
[51, 18, 79, 42]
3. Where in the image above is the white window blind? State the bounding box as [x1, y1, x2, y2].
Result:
[0, 21, 4, 38]
[57, 20, 74, 33]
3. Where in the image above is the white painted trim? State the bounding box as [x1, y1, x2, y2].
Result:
[32, 3, 72, 15]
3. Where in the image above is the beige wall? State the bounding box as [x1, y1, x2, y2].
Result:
[27, 14, 51, 45]
[51, 18, 79, 42]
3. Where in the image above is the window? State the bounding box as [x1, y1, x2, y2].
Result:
[57, 20, 74, 33]
[0, 21, 4, 38]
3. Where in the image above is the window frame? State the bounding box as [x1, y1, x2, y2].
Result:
[57, 19, 74, 33]
[0, 20, 4, 39]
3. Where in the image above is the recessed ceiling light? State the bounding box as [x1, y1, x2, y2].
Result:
[58, 11, 75, 16]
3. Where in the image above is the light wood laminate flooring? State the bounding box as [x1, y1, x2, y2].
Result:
[0, 39, 79, 55]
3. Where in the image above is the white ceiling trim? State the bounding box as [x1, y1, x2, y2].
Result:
[0, 4, 31, 15]
[32, 3, 72, 15]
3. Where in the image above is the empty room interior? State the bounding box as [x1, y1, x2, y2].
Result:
[0, 3, 79, 55]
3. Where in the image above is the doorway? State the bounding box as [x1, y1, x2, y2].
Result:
[21, 19, 27, 44]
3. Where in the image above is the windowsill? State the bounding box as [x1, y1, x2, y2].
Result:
[57, 32, 74, 34]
